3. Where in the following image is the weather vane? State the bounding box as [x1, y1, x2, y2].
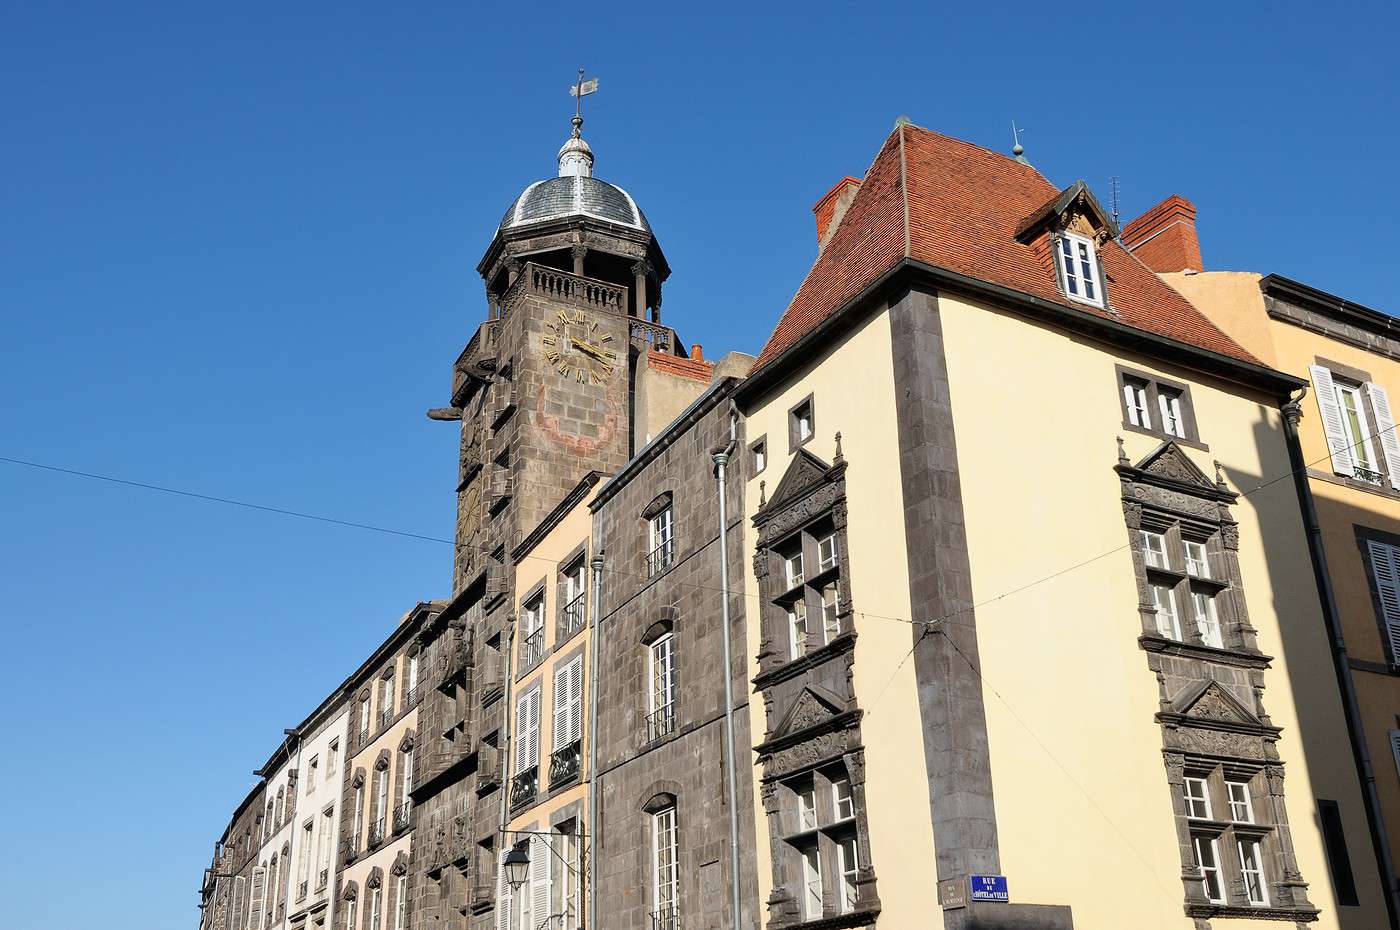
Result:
[1011, 120, 1025, 156]
[569, 68, 599, 132]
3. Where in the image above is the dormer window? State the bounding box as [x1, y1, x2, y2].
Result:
[1057, 232, 1103, 308]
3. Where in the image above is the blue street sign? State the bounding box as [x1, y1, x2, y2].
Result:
[969, 875, 1009, 903]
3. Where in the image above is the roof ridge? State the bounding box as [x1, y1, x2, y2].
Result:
[899, 123, 910, 258]
[901, 121, 1051, 184]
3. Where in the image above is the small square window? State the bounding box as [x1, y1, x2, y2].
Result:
[817, 534, 838, 572]
[796, 783, 817, 831]
[1123, 379, 1152, 430]
[1183, 776, 1211, 819]
[785, 551, 805, 589]
[832, 777, 854, 821]
[751, 437, 767, 475]
[789, 396, 815, 450]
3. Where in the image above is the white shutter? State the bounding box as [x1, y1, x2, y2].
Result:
[568, 656, 584, 745]
[530, 834, 552, 926]
[1311, 365, 1356, 476]
[1368, 540, 1400, 662]
[530, 690, 542, 767]
[495, 849, 512, 930]
[553, 665, 570, 751]
[1390, 730, 1400, 781]
[249, 867, 266, 930]
[231, 876, 246, 930]
[1367, 382, 1400, 489]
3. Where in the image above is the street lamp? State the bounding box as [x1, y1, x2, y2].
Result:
[503, 841, 531, 892]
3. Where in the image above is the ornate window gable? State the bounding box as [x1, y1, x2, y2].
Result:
[1116, 440, 1317, 922]
[751, 440, 878, 928]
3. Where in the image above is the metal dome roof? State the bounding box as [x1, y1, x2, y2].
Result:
[498, 175, 650, 233]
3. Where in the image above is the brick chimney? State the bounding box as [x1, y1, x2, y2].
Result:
[1122, 194, 1203, 273]
[813, 176, 863, 253]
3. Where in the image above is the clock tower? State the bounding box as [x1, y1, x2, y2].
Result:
[441, 107, 686, 592]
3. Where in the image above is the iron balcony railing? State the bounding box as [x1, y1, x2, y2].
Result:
[646, 539, 675, 577]
[650, 906, 681, 930]
[405, 686, 419, 707]
[510, 765, 539, 812]
[520, 627, 544, 667]
[357, 726, 370, 746]
[550, 739, 582, 788]
[296, 880, 308, 902]
[1355, 465, 1387, 484]
[316, 868, 328, 891]
[369, 819, 386, 847]
[380, 706, 395, 728]
[394, 801, 412, 833]
[646, 704, 676, 742]
[560, 594, 587, 639]
[348, 831, 362, 860]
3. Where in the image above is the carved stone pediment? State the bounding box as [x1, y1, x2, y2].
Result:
[1173, 681, 1259, 725]
[759, 449, 833, 518]
[1136, 442, 1215, 489]
[772, 686, 846, 741]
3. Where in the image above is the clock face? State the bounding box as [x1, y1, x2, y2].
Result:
[541, 309, 618, 384]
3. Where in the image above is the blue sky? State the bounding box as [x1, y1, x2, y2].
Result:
[1, 2, 1396, 927]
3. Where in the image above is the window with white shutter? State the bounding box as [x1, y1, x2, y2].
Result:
[496, 847, 514, 930]
[1368, 381, 1400, 489]
[516, 689, 541, 771]
[1366, 538, 1400, 663]
[1389, 730, 1400, 782]
[553, 656, 584, 748]
[249, 866, 266, 930]
[528, 834, 552, 930]
[231, 876, 246, 930]
[1311, 365, 1358, 477]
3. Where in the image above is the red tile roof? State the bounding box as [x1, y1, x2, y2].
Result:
[647, 349, 714, 382]
[753, 124, 1260, 371]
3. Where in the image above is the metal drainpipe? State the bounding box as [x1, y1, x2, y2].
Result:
[711, 442, 743, 930]
[1283, 393, 1400, 928]
[587, 550, 604, 930]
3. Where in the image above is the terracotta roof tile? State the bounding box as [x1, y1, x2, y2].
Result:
[647, 349, 714, 382]
[753, 124, 1260, 371]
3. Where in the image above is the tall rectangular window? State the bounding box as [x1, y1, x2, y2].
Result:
[369, 886, 382, 930]
[516, 688, 541, 774]
[1184, 540, 1209, 578]
[401, 748, 414, 809]
[374, 771, 388, 832]
[648, 635, 676, 740]
[1335, 382, 1380, 474]
[1123, 379, 1152, 429]
[648, 507, 675, 576]
[1237, 838, 1268, 905]
[1159, 389, 1186, 438]
[1364, 538, 1400, 664]
[1193, 836, 1224, 903]
[394, 874, 407, 930]
[319, 808, 333, 884]
[326, 740, 338, 778]
[651, 806, 679, 925]
[837, 836, 859, 914]
[352, 784, 364, 849]
[820, 585, 840, 642]
[359, 696, 371, 740]
[407, 654, 419, 698]
[1309, 364, 1400, 487]
[800, 845, 822, 919]
[553, 656, 584, 750]
[1151, 583, 1182, 640]
[796, 783, 817, 832]
[306, 757, 318, 792]
[788, 602, 809, 660]
[785, 551, 805, 589]
[1058, 232, 1103, 307]
[560, 558, 587, 638]
[1191, 592, 1223, 649]
[343, 897, 356, 930]
[381, 673, 395, 724]
[832, 777, 854, 821]
[520, 595, 545, 667]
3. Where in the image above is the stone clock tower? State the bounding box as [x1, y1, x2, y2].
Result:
[441, 110, 683, 591]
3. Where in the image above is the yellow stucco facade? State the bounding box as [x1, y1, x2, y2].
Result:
[1169, 270, 1400, 896]
[741, 286, 1386, 929]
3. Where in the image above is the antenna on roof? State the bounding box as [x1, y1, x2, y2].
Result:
[1109, 176, 1122, 235]
[1011, 121, 1030, 165]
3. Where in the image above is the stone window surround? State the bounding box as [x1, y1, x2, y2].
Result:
[1118, 442, 1317, 920]
[776, 762, 862, 923]
[1115, 363, 1207, 451]
[1354, 524, 1400, 668]
[787, 393, 815, 453]
[516, 578, 549, 681]
[749, 434, 768, 475]
[554, 538, 591, 647]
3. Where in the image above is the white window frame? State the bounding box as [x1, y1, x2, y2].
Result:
[1335, 381, 1380, 474]
[800, 844, 823, 919]
[1193, 835, 1225, 904]
[1183, 776, 1211, 820]
[788, 601, 809, 660]
[1123, 380, 1152, 430]
[832, 777, 854, 821]
[343, 896, 357, 930]
[819, 584, 840, 643]
[394, 874, 407, 930]
[648, 634, 676, 725]
[796, 783, 817, 832]
[369, 886, 382, 930]
[401, 747, 414, 807]
[374, 768, 389, 826]
[836, 836, 859, 914]
[753, 441, 766, 474]
[651, 806, 679, 916]
[1058, 231, 1104, 308]
[1158, 389, 1186, 438]
[1140, 530, 1169, 570]
[1184, 540, 1209, 578]
[381, 673, 395, 720]
[408, 654, 419, 694]
[1226, 781, 1254, 823]
[1191, 591, 1223, 649]
[1151, 583, 1182, 641]
[785, 551, 805, 589]
[648, 507, 675, 576]
[817, 533, 838, 572]
[1237, 837, 1269, 905]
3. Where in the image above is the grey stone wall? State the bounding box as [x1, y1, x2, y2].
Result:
[591, 385, 759, 930]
